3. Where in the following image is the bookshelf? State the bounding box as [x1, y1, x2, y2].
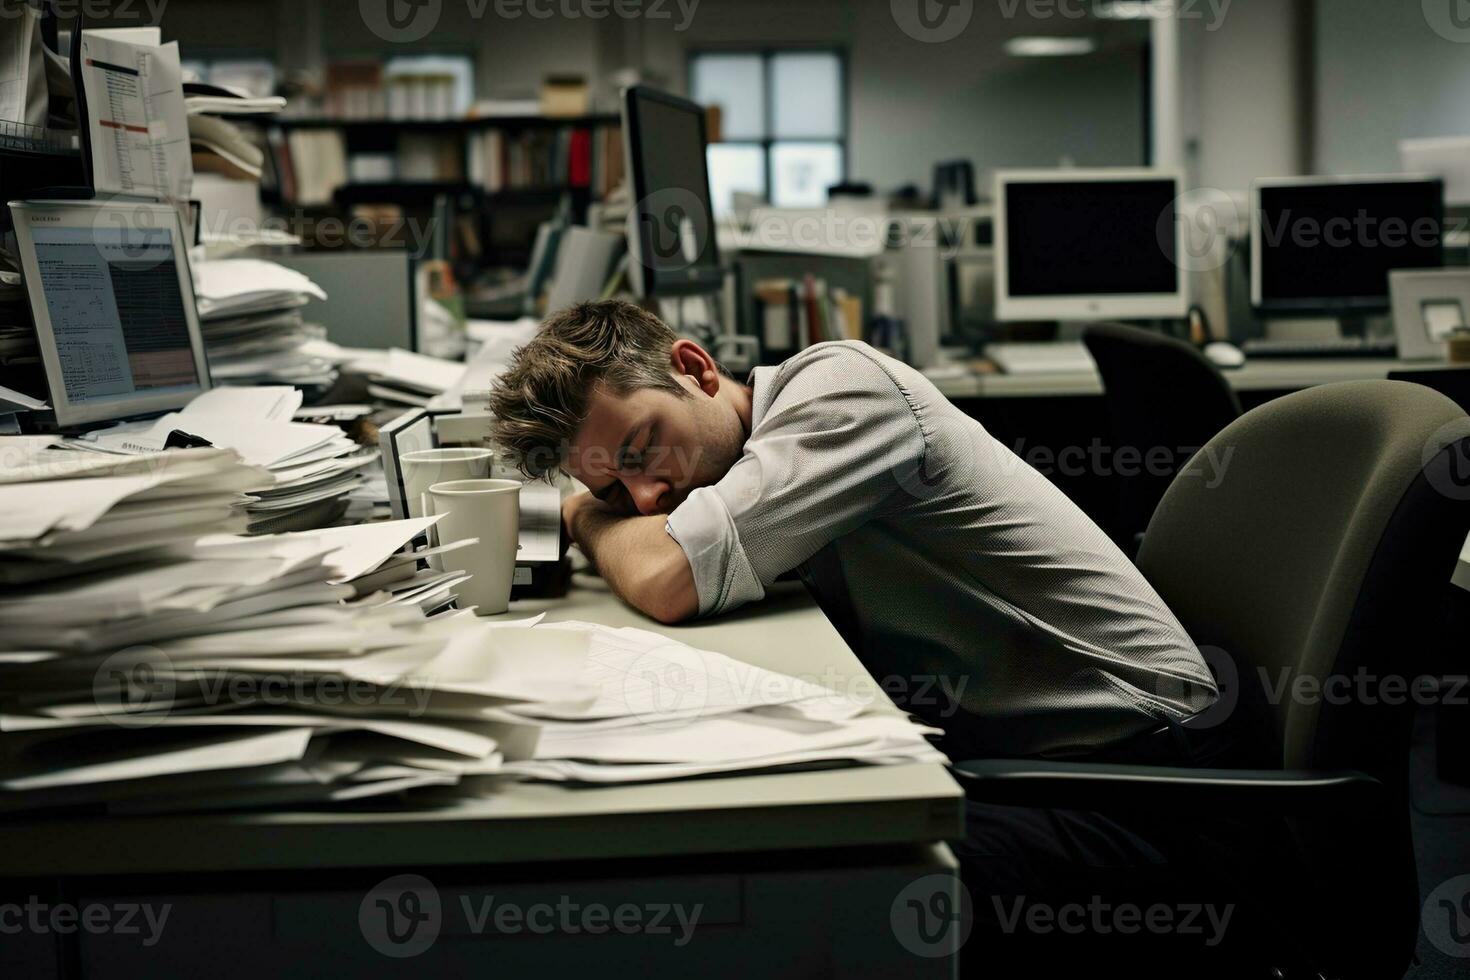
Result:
[266, 114, 624, 209]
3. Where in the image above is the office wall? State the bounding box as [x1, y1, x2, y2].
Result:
[1177, 0, 1308, 193]
[147, 0, 1147, 193]
[632, 0, 1148, 190]
[1313, 0, 1470, 175]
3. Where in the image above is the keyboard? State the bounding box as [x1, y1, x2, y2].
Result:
[984, 342, 1096, 375]
[1240, 337, 1398, 359]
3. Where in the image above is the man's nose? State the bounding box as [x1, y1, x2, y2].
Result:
[630, 477, 670, 516]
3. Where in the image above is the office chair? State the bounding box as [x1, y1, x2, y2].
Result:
[1082, 322, 1242, 551]
[953, 380, 1470, 978]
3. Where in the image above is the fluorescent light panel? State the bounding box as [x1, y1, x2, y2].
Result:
[1005, 36, 1098, 56]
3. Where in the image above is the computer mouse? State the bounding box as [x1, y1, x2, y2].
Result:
[1203, 342, 1246, 369]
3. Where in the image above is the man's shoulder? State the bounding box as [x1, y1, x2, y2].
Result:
[771, 341, 910, 392]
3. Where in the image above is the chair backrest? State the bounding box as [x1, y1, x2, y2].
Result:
[1137, 380, 1470, 777]
[1082, 323, 1242, 544]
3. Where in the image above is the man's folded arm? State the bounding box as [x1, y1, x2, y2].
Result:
[566, 499, 699, 624]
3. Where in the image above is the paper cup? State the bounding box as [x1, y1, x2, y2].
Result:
[423, 479, 521, 615]
[400, 448, 494, 519]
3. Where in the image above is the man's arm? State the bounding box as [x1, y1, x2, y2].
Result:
[563, 492, 699, 624]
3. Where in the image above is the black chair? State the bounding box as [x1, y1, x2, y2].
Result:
[1082, 322, 1242, 550]
[953, 380, 1470, 977]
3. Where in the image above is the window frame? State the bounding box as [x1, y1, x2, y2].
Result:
[688, 46, 850, 208]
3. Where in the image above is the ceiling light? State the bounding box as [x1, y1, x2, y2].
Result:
[1005, 36, 1098, 56]
[1093, 1, 1176, 19]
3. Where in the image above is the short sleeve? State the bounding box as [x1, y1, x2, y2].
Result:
[664, 344, 927, 617]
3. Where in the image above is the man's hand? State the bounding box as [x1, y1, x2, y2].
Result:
[559, 491, 698, 624]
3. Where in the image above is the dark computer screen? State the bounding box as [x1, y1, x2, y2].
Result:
[1004, 179, 1179, 297]
[1255, 179, 1443, 313]
[625, 87, 721, 296]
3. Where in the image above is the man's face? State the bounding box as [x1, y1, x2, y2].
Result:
[568, 375, 746, 516]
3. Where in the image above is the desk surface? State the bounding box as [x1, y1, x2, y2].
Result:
[931, 357, 1460, 399]
[0, 577, 963, 878]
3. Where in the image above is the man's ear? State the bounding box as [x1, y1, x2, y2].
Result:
[670, 339, 721, 397]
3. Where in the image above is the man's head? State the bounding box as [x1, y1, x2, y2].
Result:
[489, 300, 749, 516]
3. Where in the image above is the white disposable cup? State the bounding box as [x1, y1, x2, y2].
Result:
[422, 478, 522, 615]
[400, 448, 494, 519]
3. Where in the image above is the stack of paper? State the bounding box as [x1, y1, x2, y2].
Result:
[192, 259, 337, 390]
[0, 440, 267, 584]
[0, 520, 593, 815]
[340, 347, 469, 407]
[74, 387, 377, 534]
[498, 622, 947, 784]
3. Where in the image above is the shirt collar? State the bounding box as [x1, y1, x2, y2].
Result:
[747, 365, 779, 430]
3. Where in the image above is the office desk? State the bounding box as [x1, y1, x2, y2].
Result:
[930, 356, 1446, 400]
[0, 578, 965, 980]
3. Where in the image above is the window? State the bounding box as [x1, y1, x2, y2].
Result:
[690, 50, 846, 214]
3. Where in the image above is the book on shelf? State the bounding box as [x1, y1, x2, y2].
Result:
[755, 276, 865, 361]
[467, 123, 618, 193]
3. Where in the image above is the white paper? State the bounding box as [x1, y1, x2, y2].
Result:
[79, 31, 193, 202]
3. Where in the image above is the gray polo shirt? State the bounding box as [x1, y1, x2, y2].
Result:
[664, 341, 1217, 758]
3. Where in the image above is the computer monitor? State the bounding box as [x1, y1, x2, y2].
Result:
[11, 199, 211, 429]
[934, 160, 977, 209]
[1400, 137, 1470, 208]
[994, 169, 1187, 322]
[621, 85, 722, 298]
[1250, 175, 1444, 317]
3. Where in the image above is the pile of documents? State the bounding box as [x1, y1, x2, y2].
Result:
[74, 386, 377, 533]
[0, 515, 585, 814]
[496, 623, 945, 784]
[339, 347, 468, 407]
[192, 259, 338, 389]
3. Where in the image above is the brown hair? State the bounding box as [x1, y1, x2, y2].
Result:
[488, 300, 688, 477]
